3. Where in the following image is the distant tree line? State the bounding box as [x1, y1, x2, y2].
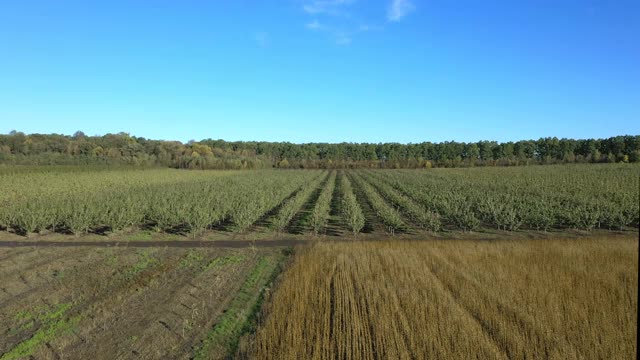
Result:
[1, 131, 639, 169]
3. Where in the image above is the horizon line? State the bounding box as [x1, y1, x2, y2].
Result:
[2, 130, 639, 146]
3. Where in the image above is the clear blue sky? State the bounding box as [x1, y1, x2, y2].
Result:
[0, 0, 638, 143]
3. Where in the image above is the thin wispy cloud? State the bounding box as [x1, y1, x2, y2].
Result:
[305, 20, 351, 45]
[254, 31, 270, 48]
[387, 0, 415, 22]
[306, 20, 323, 30]
[358, 24, 382, 32]
[303, 0, 355, 16]
[302, 0, 394, 45]
[335, 33, 352, 45]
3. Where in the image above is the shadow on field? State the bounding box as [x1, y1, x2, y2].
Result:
[209, 218, 235, 232]
[324, 172, 344, 237]
[252, 186, 305, 230]
[285, 175, 329, 235]
[346, 173, 377, 234]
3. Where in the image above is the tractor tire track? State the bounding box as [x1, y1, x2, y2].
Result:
[426, 247, 582, 359]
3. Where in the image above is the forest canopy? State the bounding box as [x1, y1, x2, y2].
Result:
[1, 131, 638, 169]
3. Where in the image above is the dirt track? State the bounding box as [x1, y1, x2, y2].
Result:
[0, 239, 308, 248]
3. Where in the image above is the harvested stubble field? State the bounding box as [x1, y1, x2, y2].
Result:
[247, 237, 638, 359]
[0, 245, 287, 359]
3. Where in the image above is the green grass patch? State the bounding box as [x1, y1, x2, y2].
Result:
[126, 230, 153, 241]
[203, 254, 244, 271]
[180, 250, 205, 268]
[179, 251, 244, 271]
[2, 303, 80, 360]
[13, 309, 33, 322]
[192, 255, 281, 359]
[121, 249, 157, 280]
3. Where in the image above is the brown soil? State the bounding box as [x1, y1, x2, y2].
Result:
[0, 239, 305, 249]
[0, 246, 282, 360]
[0, 227, 635, 249]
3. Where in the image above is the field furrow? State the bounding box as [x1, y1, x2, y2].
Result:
[309, 170, 337, 235]
[271, 171, 328, 232]
[0, 248, 94, 305]
[348, 172, 406, 234]
[427, 240, 638, 358]
[0, 248, 285, 360]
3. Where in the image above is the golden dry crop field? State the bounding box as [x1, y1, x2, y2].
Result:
[246, 237, 638, 359]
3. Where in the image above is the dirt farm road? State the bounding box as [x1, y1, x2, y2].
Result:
[0, 239, 307, 248]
